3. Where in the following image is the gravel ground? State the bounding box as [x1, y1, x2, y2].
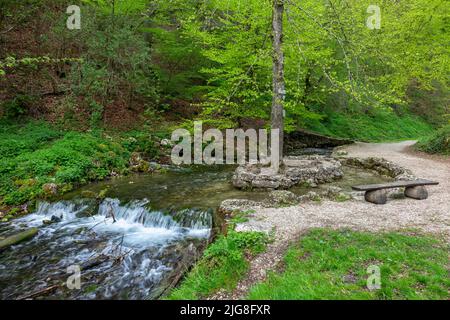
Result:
[210, 141, 450, 300]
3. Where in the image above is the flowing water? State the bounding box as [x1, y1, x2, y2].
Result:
[0, 162, 390, 300]
[0, 198, 212, 299]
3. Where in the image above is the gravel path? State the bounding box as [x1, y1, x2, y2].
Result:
[210, 141, 450, 300]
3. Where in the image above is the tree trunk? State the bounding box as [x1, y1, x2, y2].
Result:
[271, 0, 285, 162]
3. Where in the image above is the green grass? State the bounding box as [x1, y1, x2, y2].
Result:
[167, 230, 270, 300]
[0, 120, 162, 208]
[416, 124, 450, 155]
[307, 110, 434, 142]
[248, 229, 449, 300]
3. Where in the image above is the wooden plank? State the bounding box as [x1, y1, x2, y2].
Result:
[352, 179, 439, 192]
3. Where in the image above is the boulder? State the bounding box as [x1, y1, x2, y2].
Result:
[160, 139, 173, 147]
[404, 186, 428, 200]
[233, 155, 343, 190]
[364, 189, 388, 205]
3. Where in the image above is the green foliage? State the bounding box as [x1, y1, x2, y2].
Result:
[121, 131, 160, 159]
[1, 95, 33, 119]
[3, 0, 449, 137]
[168, 230, 269, 300]
[0, 121, 131, 205]
[150, 0, 449, 129]
[82, 0, 147, 15]
[248, 229, 450, 300]
[417, 124, 450, 155]
[0, 119, 167, 207]
[0, 56, 82, 78]
[307, 109, 433, 142]
[57, 2, 159, 128]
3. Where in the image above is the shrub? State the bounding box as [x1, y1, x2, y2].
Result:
[417, 124, 450, 155]
[1, 95, 33, 119]
[0, 122, 131, 206]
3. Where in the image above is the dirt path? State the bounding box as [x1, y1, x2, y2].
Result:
[210, 141, 450, 300]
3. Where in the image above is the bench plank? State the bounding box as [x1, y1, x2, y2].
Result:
[352, 179, 439, 192]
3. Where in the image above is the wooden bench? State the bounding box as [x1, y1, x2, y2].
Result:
[352, 179, 439, 205]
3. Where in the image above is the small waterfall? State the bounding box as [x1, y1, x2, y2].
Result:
[97, 198, 213, 233]
[98, 199, 180, 230]
[26, 198, 213, 233]
[1, 198, 214, 299]
[34, 200, 94, 221]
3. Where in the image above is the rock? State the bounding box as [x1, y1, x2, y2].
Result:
[110, 171, 119, 177]
[266, 190, 299, 207]
[43, 215, 62, 226]
[341, 157, 416, 181]
[219, 199, 263, 215]
[51, 215, 62, 223]
[160, 139, 173, 147]
[322, 186, 343, 197]
[232, 176, 251, 189]
[364, 189, 387, 205]
[42, 183, 58, 197]
[0, 228, 39, 251]
[299, 191, 321, 202]
[252, 177, 280, 189]
[404, 186, 428, 200]
[233, 155, 343, 190]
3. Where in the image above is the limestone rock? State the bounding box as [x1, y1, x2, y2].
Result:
[266, 190, 299, 207]
[341, 157, 416, 181]
[233, 155, 343, 190]
[299, 191, 322, 202]
[219, 199, 263, 215]
[160, 139, 173, 147]
[404, 186, 428, 200]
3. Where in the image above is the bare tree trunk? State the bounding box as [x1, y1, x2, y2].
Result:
[272, 0, 285, 162]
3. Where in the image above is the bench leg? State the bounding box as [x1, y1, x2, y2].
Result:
[365, 190, 387, 205]
[404, 186, 428, 200]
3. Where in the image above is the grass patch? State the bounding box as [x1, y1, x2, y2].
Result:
[416, 124, 450, 155]
[307, 110, 433, 142]
[248, 229, 449, 300]
[0, 120, 163, 208]
[167, 230, 270, 300]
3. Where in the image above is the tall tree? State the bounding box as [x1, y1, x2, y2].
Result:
[271, 0, 285, 161]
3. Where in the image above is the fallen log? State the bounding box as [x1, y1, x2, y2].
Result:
[17, 284, 60, 300]
[0, 228, 38, 251]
